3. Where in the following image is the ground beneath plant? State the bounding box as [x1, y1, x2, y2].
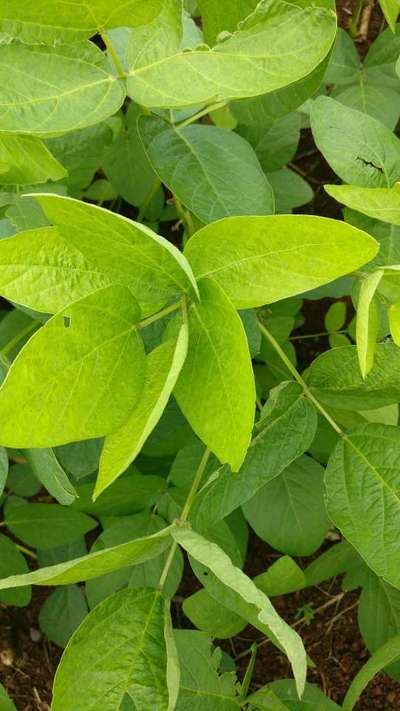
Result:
[1, 0, 399, 709]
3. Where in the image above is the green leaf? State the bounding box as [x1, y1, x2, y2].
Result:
[0, 1, 165, 43]
[0, 134, 66, 186]
[183, 588, 245, 639]
[311, 96, 400, 187]
[267, 168, 313, 213]
[192, 381, 317, 529]
[237, 113, 301, 173]
[126, 0, 183, 69]
[52, 588, 171, 711]
[31, 194, 198, 314]
[379, 0, 399, 32]
[263, 680, 341, 710]
[175, 629, 241, 709]
[127, 1, 336, 108]
[25, 448, 77, 505]
[86, 513, 183, 608]
[0, 684, 16, 711]
[0, 285, 146, 448]
[0, 446, 8, 496]
[5, 503, 97, 550]
[197, 0, 259, 45]
[243, 456, 329, 556]
[325, 423, 400, 589]
[0, 533, 31, 607]
[72, 470, 166, 518]
[327, 183, 400, 225]
[254, 557, 306, 597]
[356, 270, 384, 378]
[307, 342, 400, 410]
[0, 524, 172, 589]
[184, 215, 378, 309]
[55, 439, 102, 481]
[7, 463, 41, 497]
[358, 568, 400, 680]
[102, 104, 158, 208]
[304, 541, 360, 588]
[39, 585, 88, 648]
[324, 301, 347, 333]
[0, 43, 125, 136]
[97, 323, 188, 497]
[174, 278, 255, 470]
[342, 634, 400, 710]
[173, 528, 307, 697]
[140, 118, 274, 223]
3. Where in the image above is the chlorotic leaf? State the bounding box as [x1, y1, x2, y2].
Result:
[174, 278, 255, 471]
[356, 270, 384, 378]
[0, 44, 125, 136]
[184, 215, 378, 309]
[325, 183, 400, 225]
[127, 1, 337, 108]
[0, 285, 146, 448]
[0, 525, 173, 589]
[97, 322, 188, 497]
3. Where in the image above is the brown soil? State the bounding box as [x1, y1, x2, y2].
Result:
[1, 1, 399, 709]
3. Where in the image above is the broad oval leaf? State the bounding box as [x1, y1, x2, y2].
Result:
[0, 524, 173, 589]
[243, 456, 329, 557]
[325, 423, 400, 589]
[52, 588, 171, 711]
[0, 0, 164, 44]
[307, 343, 400, 410]
[4, 503, 97, 550]
[139, 118, 274, 223]
[184, 215, 378, 308]
[326, 183, 400, 225]
[0, 44, 125, 136]
[97, 322, 188, 497]
[311, 96, 400, 187]
[174, 278, 255, 471]
[39, 584, 88, 649]
[127, 1, 336, 108]
[173, 528, 307, 697]
[0, 285, 146, 448]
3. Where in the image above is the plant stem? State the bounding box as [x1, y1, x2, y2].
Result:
[100, 31, 125, 78]
[257, 316, 344, 437]
[175, 197, 195, 243]
[349, 0, 365, 36]
[176, 101, 228, 130]
[137, 300, 182, 330]
[290, 329, 348, 342]
[158, 448, 211, 592]
[16, 543, 37, 560]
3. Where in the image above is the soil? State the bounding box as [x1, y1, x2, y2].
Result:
[1, 1, 399, 709]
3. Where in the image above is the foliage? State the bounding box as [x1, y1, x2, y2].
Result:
[0, 1, 400, 709]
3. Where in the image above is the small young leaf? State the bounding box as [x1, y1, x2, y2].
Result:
[0, 285, 146, 448]
[52, 588, 171, 711]
[173, 528, 307, 697]
[4, 503, 97, 550]
[97, 322, 188, 497]
[174, 278, 255, 471]
[184, 215, 378, 309]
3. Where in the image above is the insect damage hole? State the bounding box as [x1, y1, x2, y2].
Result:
[63, 316, 71, 328]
